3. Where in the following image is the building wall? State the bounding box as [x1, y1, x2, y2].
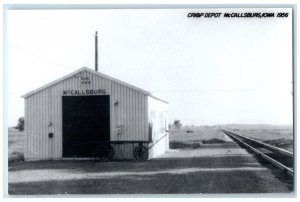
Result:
[24, 70, 149, 160]
[147, 96, 169, 159]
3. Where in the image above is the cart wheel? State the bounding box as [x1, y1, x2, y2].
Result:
[133, 146, 148, 161]
[94, 145, 110, 162]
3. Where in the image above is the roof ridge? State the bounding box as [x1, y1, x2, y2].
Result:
[22, 67, 151, 98]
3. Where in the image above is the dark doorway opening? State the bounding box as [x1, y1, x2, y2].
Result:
[62, 95, 110, 157]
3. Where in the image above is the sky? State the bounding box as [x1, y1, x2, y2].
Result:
[6, 8, 293, 127]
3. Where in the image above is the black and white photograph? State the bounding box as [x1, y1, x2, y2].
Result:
[4, 5, 295, 196]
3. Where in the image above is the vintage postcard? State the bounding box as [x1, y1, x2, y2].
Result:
[5, 6, 294, 195]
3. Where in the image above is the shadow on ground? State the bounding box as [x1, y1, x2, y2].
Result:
[9, 169, 285, 195]
[8, 143, 293, 195]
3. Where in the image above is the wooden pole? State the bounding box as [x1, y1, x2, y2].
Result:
[95, 31, 98, 72]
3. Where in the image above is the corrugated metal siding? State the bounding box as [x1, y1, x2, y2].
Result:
[25, 70, 149, 159]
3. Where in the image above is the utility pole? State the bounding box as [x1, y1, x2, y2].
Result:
[95, 31, 98, 72]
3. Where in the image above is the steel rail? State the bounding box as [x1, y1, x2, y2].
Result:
[224, 130, 293, 156]
[223, 130, 293, 177]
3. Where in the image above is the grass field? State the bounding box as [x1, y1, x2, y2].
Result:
[169, 124, 293, 151]
[169, 126, 227, 149]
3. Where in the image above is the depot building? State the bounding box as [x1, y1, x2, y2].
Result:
[22, 67, 169, 160]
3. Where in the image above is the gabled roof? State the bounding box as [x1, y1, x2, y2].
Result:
[21, 67, 168, 103]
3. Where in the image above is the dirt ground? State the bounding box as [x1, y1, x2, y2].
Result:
[8, 137, 293, 195]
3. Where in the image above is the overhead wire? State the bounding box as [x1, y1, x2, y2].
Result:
[8, 26, 96, 71]
[8, 43, 78, 71]
[150, 89, 288, 93]
[8, 39, 291, 95]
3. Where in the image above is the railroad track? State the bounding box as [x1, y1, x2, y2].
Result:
[222, 130, 294, 177]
